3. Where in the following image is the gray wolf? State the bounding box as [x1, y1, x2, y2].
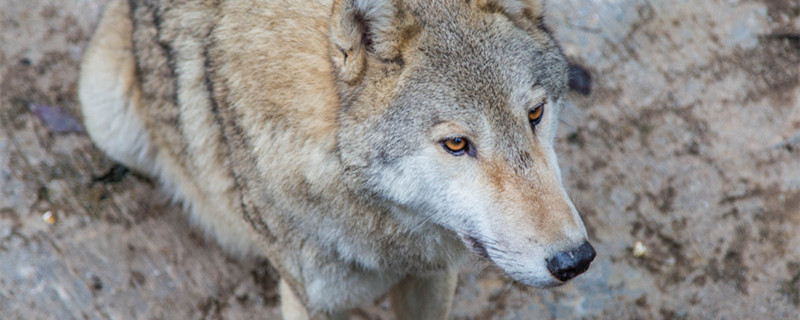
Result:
[79, 0, 595, 318]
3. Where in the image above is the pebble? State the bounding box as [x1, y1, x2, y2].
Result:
[632, 241, 647, 258]
[42, 211, 56, 225]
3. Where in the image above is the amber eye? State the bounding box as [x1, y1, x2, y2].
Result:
[529, 102, 545, 126]
[442, 137, 468, 155]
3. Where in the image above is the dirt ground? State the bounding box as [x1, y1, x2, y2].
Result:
[1, 0, 799, 319]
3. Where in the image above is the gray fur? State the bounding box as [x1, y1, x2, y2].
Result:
[79, 0, 589, 318]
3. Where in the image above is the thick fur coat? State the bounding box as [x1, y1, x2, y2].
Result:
[79, 0, 594, 319]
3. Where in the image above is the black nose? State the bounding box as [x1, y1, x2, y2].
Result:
[546, 241, 596, 282]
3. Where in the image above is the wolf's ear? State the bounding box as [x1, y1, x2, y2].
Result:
[477, 0, 546, 33]
[329, 0, 408, 84]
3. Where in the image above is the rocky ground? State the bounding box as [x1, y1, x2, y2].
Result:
[1, 0, 798, 319]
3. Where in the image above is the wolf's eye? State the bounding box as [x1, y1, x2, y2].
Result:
[529, 102, 545, 127]
[442, 137, 468, 156]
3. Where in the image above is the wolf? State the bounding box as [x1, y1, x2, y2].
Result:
[78, 0, 596, 318]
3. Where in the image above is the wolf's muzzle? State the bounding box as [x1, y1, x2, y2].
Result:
[545, 241, 596, 282]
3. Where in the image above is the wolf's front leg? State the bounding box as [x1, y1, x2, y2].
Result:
[279, 279, 349, 320]
[389, 270, 459, 320]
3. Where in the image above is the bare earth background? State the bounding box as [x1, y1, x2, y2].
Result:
[1, 0, 799, 319]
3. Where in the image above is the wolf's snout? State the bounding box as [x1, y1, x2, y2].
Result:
[545, 241, 596, 282]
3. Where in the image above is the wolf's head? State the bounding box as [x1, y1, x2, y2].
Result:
[331, 0, 594, 287]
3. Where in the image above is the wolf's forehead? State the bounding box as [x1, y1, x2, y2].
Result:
[412, 36, 562, 112]
[406, 0, 568, 96]
[411, 13, 568, 100]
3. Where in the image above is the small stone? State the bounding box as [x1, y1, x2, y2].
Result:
[90, 275, 103, 291]
[632, 241, 647, 258]
[568, 63, 592, 95]
[30, 104, 85, 134]
[42, 211, 56, 225]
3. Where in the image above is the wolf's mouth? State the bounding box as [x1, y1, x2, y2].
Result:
[459, 234, 490, 260]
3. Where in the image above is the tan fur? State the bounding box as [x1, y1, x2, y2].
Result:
[79, 0, 593, 319]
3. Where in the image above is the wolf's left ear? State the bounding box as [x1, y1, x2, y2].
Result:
[329, 0, 411, 84]
[478, 0, 546, 33]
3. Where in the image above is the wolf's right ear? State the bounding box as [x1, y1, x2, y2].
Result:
[329, 0, 407, 84]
